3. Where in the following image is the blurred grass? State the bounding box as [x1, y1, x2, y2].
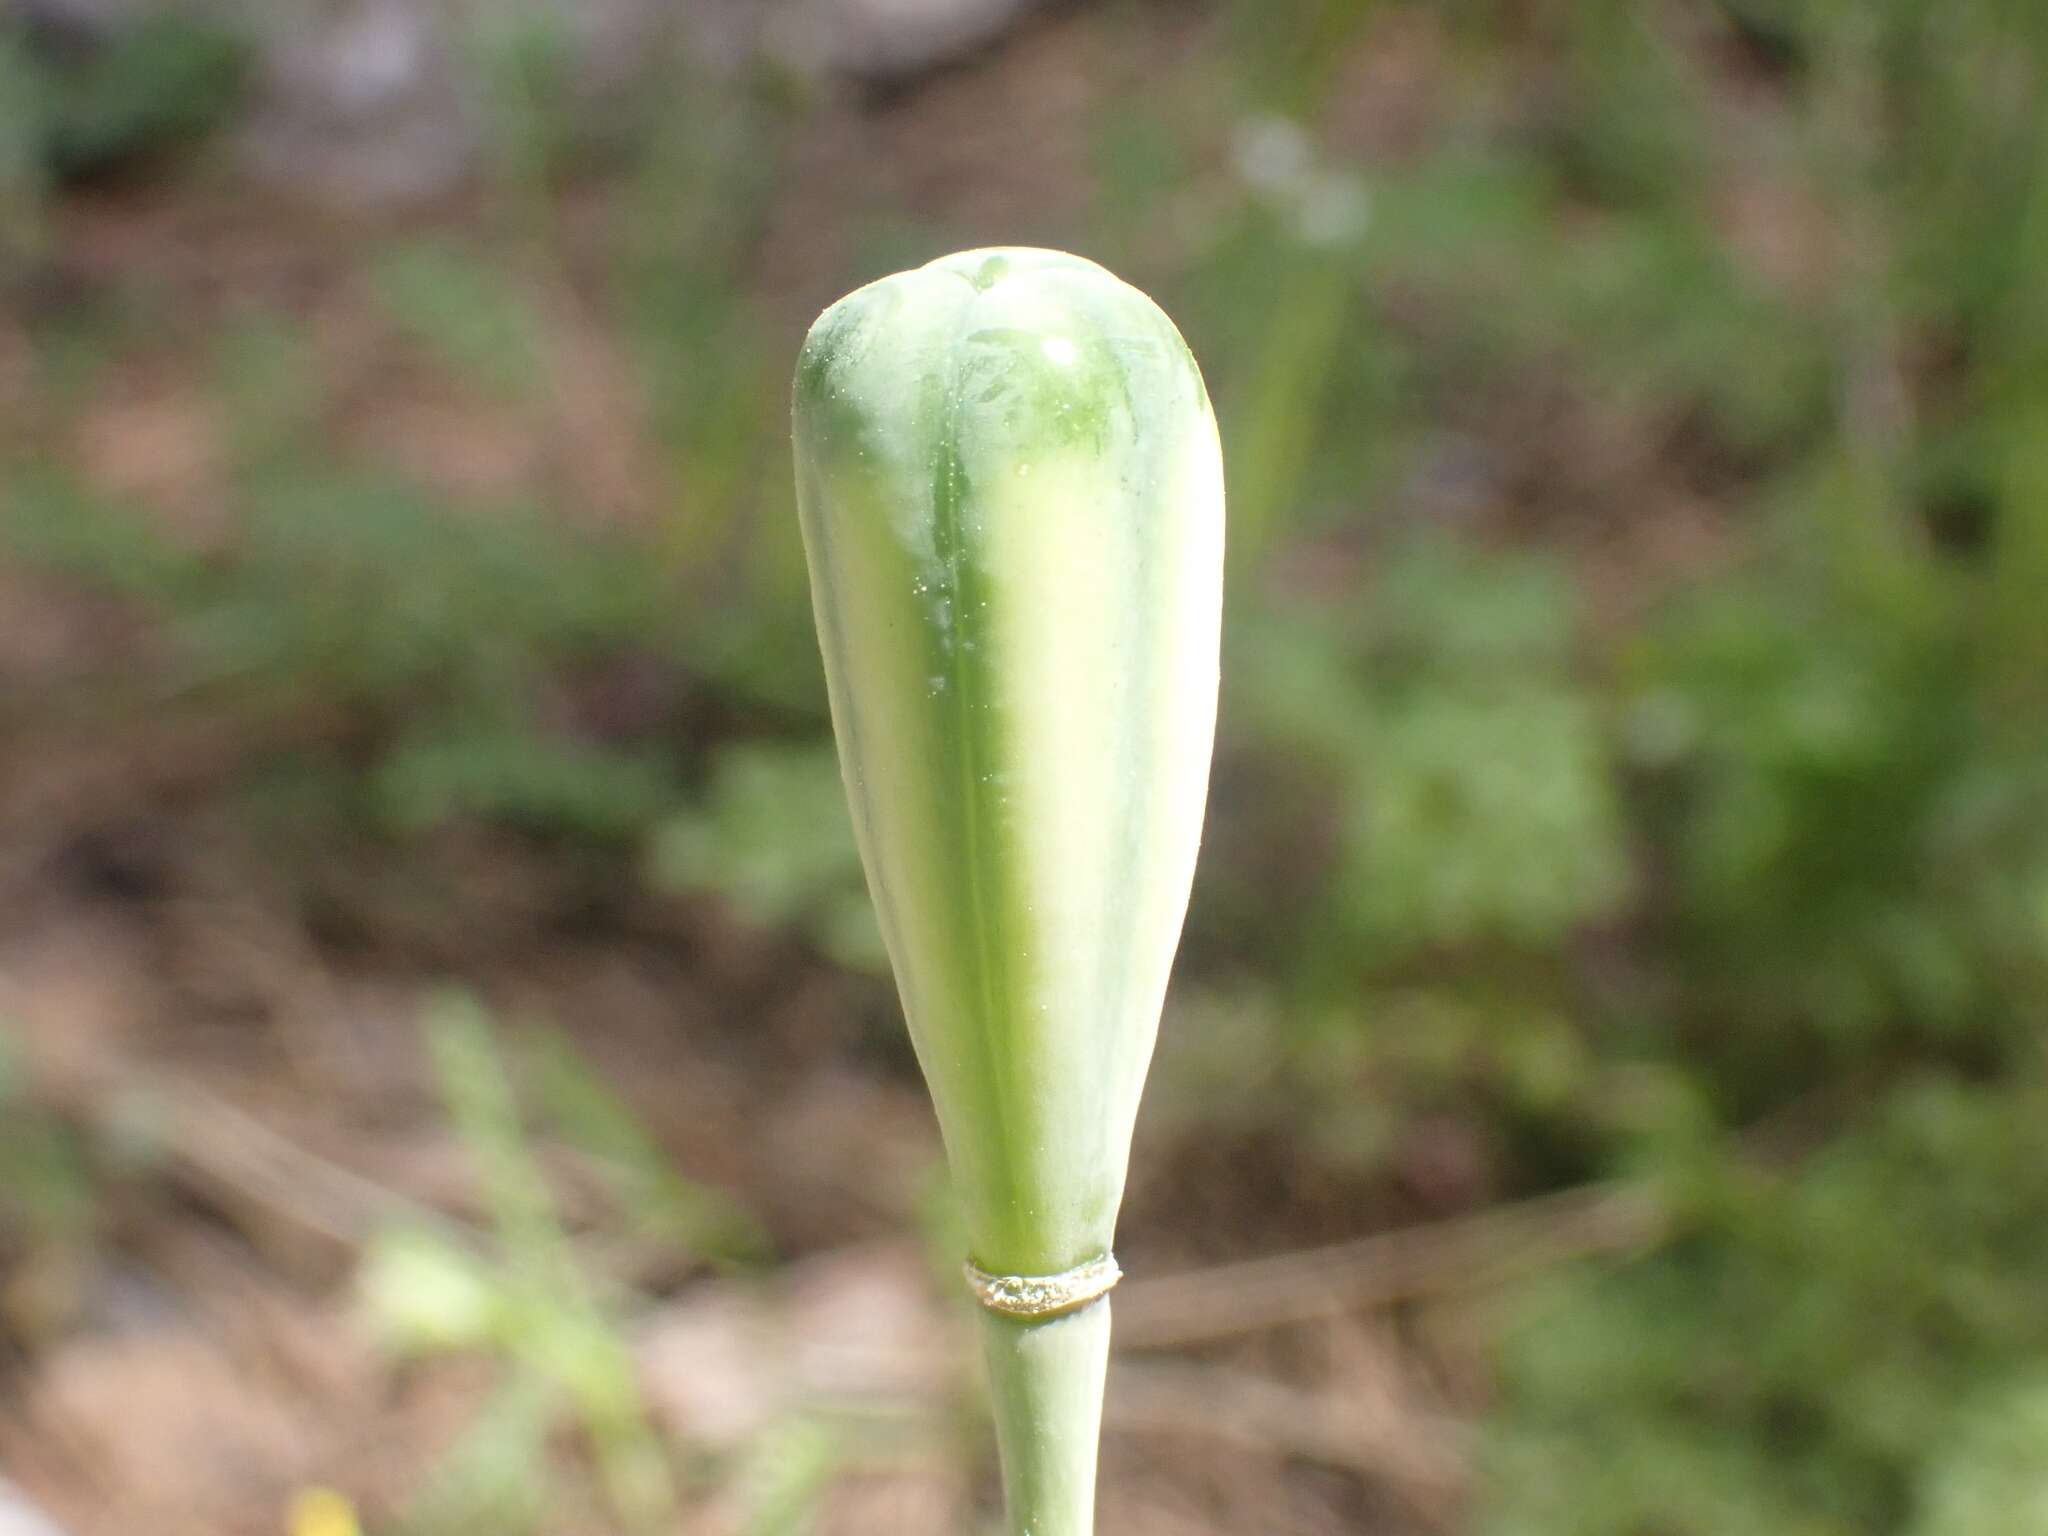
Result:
[364, 993, 686, 1534]
[3, 0, 2048, 1530]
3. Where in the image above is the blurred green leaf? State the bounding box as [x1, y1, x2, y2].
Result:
[0, 461, 196, 598]
[1479, 1077, 2048, 1536]
[412, 992, 678, 1532]
[397, 1371, 557, 1536]
[38, 13, 245, 179]
[1913, 1376, 2048, 1536]
[360, 1224, 506, 1357]
[1235, 537, 1628, 957]
[733, 1414, 843, 1536]
[524, 1024, 768, 1266]
[375, 724, 676, 839]
[374, 242, 547, 399]
[426, 991, 575, 1284]
[650, 742, 884, 973]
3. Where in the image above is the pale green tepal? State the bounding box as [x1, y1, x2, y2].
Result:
[792, 247, 1223, 1535]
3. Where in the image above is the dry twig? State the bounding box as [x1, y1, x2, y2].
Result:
[1114, 1181, 1667, 1349]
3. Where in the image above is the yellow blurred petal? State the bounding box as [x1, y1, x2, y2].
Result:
[287, 1487, 362, 1536]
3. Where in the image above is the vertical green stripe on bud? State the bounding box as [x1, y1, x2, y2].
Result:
[793, 247, 1223, 1536]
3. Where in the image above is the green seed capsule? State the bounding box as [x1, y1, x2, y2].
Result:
[793, 247, 1223, 1535]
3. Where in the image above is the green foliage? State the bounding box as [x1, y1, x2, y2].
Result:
[204, 471, 659, 700]
[0, 29, 50, 273]
[521, 1023, 767, 1265]
[649, 742, 883, 972]
[0, 1024, 111, 1351]
[730, 1414, 843, 1536]
[1151, 538, 1635, 1180]
[1127, 14, 2048, 1520]
[1628, 574, 1998, 1060]
[1, 456, 688, 845]
[375, 725, 675, 840]
[1609, 467, 2048, 1127]
[394, 1372, 558, 1536]
[37, 13, 246, 179]
[457, 2, 582, 188]
[1553, 0, 1704, 207]
[3, 462, 658, 698]
[1, 13, 238, 280]
[1234, 537, 1627, 960]
[212, 308, 329, 461]
[1478, 1076, 2048, 1536]
[616, 74, 809, 688]
[0, 1025, 95, 1245]
[1, 460, 192, 598]
[0, 12, 243, 196]
[374, 242, 548, 400]
[1912, 1375, 2048, 1536]
[361, 992, 728, 1533]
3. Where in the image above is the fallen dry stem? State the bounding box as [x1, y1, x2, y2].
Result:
[1112, 1182, 1668, 1350]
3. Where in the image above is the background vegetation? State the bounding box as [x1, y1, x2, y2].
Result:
[2, 1, 2046, 1532]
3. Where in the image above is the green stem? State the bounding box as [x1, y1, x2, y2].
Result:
[978, 1301, 1112, 1536]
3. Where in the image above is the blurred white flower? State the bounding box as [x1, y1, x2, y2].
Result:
[1231, 114, 1369, 249]
[1292, 171, 1371, 247]
[1230, 113, 1313, 194]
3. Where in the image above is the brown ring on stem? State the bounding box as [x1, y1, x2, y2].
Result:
[965, 1253, 1123, 1319]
